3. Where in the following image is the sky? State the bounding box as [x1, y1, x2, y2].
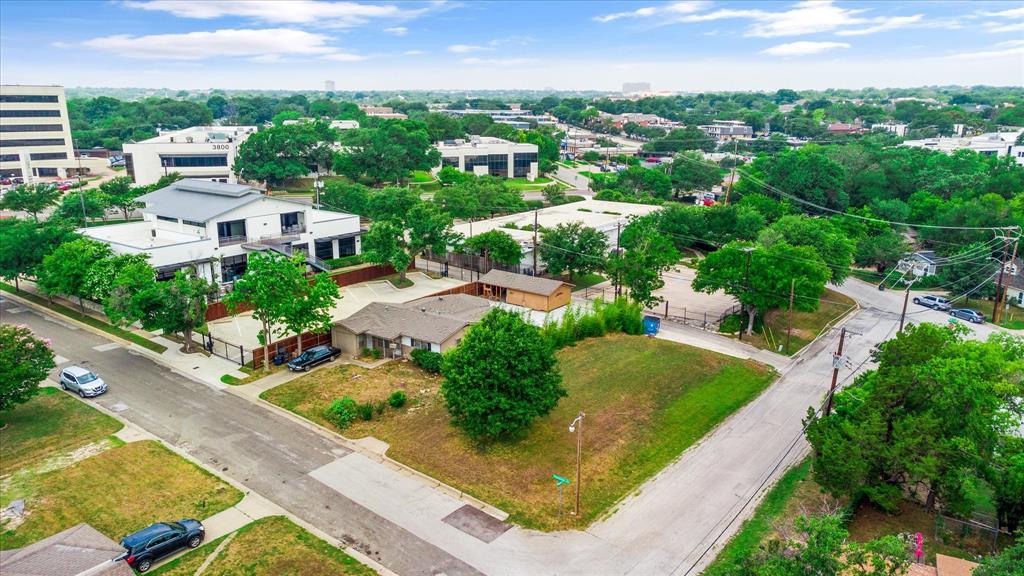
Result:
[1, 0, 1022, 92]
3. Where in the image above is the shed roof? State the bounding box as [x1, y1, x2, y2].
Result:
[336, 294, 491, 343]
[0, 523, 132, 576]
[136, 178, 263, 221]
[935, 554, 978, 576]
[478, 269, 570, 296]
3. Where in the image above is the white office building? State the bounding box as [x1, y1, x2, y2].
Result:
[123, 125, 257, 186]
[872, 121, 908, 137]
[434, 137, 538, 180]
[0, 84, 106, 180]
[698, 120, 754, 142]
[82, 179, 362, 283]
[901, 130, 1024, 166]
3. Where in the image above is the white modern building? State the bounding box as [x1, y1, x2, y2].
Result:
[901, 129, 1024, 166]
[451, 199, 661, 275]
[82, 179, 362, 283]
[698, 120, 753, 141]
[123, 125, 257, 186]
[872, 121, 908, 137]
[434, 136, 539, 180]
[0, 85, 106, 180]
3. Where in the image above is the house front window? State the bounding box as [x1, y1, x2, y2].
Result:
[410, 338, 432, 351]
[338, 236, 356, 257]
[315, 239, 334, 260]
[217, 219, 247, 245]
[280, 212, 305, 235]
[221, 254, 247, 282]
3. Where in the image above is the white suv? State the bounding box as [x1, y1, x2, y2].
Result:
[913, 295, 951, 311]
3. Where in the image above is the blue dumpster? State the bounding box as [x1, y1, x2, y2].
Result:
[643, 315, 661, 336]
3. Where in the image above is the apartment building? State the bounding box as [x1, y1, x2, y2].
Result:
[434, 136, 538, 180]
[81, 179, 362, 283]
[0, 84, 106, 179]
[123, 125, 257, 186]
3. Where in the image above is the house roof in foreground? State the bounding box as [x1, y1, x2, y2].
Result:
[336, 294, 491, 343]
[479, 269, 571, 296]
[0, 523, 131, 576]
[136, 179, 263, 222]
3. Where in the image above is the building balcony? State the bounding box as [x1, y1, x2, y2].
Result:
[218, 234, 247, 247]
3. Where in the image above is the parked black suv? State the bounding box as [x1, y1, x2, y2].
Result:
[119, 519, 204, 572]
[287, 345, 340, 372]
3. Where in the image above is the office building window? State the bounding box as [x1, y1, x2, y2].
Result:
[34, 167, 58, 177]
[182, 219, 206, 228]
[159, 155, 228, 167]
[0, 109, 61, 118]
[315, 239, 334, 260]
[441, 156, 459, 168]
[217, 219, 246, 243]
[156, 265, 187, 281]
[157, 215, 177, 223]
[513, 152, 537, 177]
[0, 95, 59, 103]
[30, 152, 68, 160]
[486, 154, 508, 176]
[338, 236, 356, 257]
[0, 138, 66, 147]
[464, 154, 487, 172]
[221, 254, 247, 282]
[0, 124, 63, 132]
[0, 154, 17, 162]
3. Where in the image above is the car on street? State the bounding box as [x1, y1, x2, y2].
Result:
[286, 344, 340, 372]
[118, 519, 205, 572]
[58, 365, 108, 397]
[949, 308, 985, 323]
[912, 294, 951, 310]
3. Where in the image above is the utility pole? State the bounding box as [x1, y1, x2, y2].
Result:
[723, 138, 738, 205]
[824, 327, 846, 417]
[569, 412, 585, 516]
[1001, 236, 1020, 324]
[738, 246, 753, 342]
[993, 236, 1015, 325]
[532, 209, 538, 274]
[614, 221, 622, 298]
[899, 284, 911, 332]
[786, 278, 795, 354]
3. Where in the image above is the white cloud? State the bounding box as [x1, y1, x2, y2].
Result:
[123, 0, 436, 28]
[50, 41, 69, 48]
[743, 1, 869, 38]
[761, 40, 851, 56]
[321, 52, 368, 62]
[593, 1, 708, 23]
[835, 14, 923, 36]
[948, 45, 1024, 60]
[448, 43, 490, 53]
[384, 26, 408, 36]
[81, 28, 355, 60]
[996, 39, 1024, 48]
[979, 7, 1024, 18]
[461, 57, 534, 66]
[403, 49, 428, 55]
[984, 21, 1024, 33]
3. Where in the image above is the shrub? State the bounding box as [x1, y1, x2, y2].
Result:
[361, 347, 382, 360]
[565, 195, 585, 203]
[388, 390, 407, 409]
[323, 397, 357, 429]
[356, 402, 374, 421]
[719, 314, 743, 334]
[326, 254, 366, 270]
[410, 348, 442, 373]
[524, 199, 544, 210]
[374, 400, 387, 415]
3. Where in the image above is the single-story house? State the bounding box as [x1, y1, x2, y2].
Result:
[332, 294, 492, 358]
[998, 257, 1023, 308]
[0, 523, 132, 576]
[478, 269, 572, 312]
[905, 250, 941, 276]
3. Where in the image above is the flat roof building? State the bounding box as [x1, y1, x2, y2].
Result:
[902, 130, 1024, 165]
[699, 120, 753, 141]
[0, 84, 107, 180]
[123, 125, 257, 186]
[434, 136, 539, 180]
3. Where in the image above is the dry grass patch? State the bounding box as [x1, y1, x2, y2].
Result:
[265, 334, 775, 530]
[0, 441, 242, 550]
[737, 289, 857, 355]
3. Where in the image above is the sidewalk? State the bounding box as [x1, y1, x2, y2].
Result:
[654, 319, 791, 371]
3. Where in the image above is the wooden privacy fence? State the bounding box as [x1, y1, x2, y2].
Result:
[251, 331, 333, 369]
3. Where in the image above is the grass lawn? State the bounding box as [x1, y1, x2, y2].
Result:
[0, 283, 167, 354]
[723, 289, 857, 356]
[263, 334, 775, 530]
[410, 170, 436, 183]
[0, 388, 122, 480]
[959, 297, 1024, 330]
[568, 273, 606, 291]
[151, 516, 374, 576]
[0, 441, 242, 549]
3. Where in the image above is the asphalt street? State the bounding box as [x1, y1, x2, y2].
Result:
[0, 296, 483, 576]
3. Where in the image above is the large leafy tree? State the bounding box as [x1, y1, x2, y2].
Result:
[361, 220, 412, 280]
[974, 538, 1024, 576]
[98, 176, 144, 220]
[233, 122, 337, 187]
[224, 252, 308, 368]
[82, 253, 151, 302]
[432, 176, 525, 219]
[805, 325, 1024, 515]
[281, 271, 340, 354]
[52, 189, 108, 225]
[441, 309, 565, 440]
[0, 324, 55, 420]
[693, 241, 829, 335]
[362, 201, 456, 282]
[333, 121, 440, 185]
[463, 230, 523, 266]
[669, 150, 723, 196]
[854, 228, 907, 274]
[0, 183, 61, 222]
[758, 215, 854, 284]
[0, 219, 76, 291]
[35, 237, 113, 311]
[539, 222, 608, 280]
[608, 217, 680, 309]
[741, 145, 848, 213]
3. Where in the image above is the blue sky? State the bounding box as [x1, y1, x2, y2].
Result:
[1, 1, 1022, 91]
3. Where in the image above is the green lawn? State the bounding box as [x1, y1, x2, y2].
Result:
[569, 273, 606, 291]
[959, 297, 1024, 329]
[151, 516, 374, 576]
[722, 289, 857, 355]
[264, 334, 775, 530]
[410, 170, 436, 183]
[0, 284, 167, 353]
[1, 441, 242, 549]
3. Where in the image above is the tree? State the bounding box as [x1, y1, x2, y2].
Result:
[609, 216, 680, 308]
[35, 237, 112, 311]
[854, 229, 907, 274]
[320, 181, 371, 216]
[463, 229, 523, 266]
[693, 241, 829, 335]
[361, 220, 412, 279]
[758, 215, 854, 284]
[989, 436, 1024, 534]
[542, 184, 567, 205]
[0, 219, 76, 291]
[52, 189, 108, 225]
[805, 326, 1024, 515]
[224, 252, 307, 368]
[98, 176, 143, 220]
[83, 253, 151, 303]
[144, 268, 218, 353]
[0, 183, 61, 222]
[282, 271, 340, 354]
[539, 222, 608, 280]
[441, 309, 565, 440]
[0, 324, 55, 420]
[233, 122, 337, 186]
[974, 538, 1024, 576]
[746, 146, 849, 213]
[669, 151, 722, 195]
[206, 94, 230, 118]
[400, 202, 457, 280]
[333, 121, 440, 185]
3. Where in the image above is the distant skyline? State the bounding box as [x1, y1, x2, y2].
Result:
[1, 0, 1022, 91]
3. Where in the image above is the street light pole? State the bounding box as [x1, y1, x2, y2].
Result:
[738, 246, 754, 341]
[569, 411, 585, 516]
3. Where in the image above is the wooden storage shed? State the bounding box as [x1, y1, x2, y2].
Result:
[478, 269, 572, 312]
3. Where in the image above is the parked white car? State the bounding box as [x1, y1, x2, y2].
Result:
[59, 365, 108, 397]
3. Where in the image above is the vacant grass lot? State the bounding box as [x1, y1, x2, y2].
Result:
[0, 441, 242, 550]
[265, 334, 775, 530]
[0, 388, 121, 478]
[725, 289, 857, 355]
[152, 516, 374, 576]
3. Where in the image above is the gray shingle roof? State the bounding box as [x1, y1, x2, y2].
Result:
[136, 178, 263, 222]
[0, 523, 132, 576]
[478, 269, 571, 296]
[336, 294, 491, 344]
